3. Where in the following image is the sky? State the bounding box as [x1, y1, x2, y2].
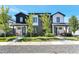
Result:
[0, 5, 79, 22]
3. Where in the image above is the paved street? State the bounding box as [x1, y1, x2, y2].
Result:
[0, 45, 79, 53]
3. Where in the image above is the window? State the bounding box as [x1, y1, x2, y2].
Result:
[59, 27, 62, 29]
[20, 17, 23, 22]
[17, 27, 21, 30]
[34, 27, 37, 33]
[56, 17, 60, 23]
[33, 17, 37, 23]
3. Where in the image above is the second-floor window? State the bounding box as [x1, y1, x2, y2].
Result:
[33, 17, 38, 23]
[56, 17, 60, 23]
[20, 17, 23, 22]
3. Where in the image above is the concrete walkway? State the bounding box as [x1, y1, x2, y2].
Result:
[0, 40, 79, 45]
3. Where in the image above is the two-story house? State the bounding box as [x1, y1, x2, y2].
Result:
[10, 12, 70, 36]
[52, 12, 69, 35]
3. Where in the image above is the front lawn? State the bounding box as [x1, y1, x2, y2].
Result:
[0, 36, 16, 42]
[64, 36, 79, 41]
[20, 37, 61, 42]
[0, 36, 79, 42]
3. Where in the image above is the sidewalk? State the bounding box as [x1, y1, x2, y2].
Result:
[0, 40, 79, 45]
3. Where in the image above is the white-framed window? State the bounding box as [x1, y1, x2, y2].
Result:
[20, 17, 23, 22]
[33, 15, 38, 25]
[56, 17, 60, 23]
[33, 17, 38, 23]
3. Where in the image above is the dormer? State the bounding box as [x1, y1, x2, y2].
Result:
[52, 12, 65, 23]
[15, 12, 27, 24]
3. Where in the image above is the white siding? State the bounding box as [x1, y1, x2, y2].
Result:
[52, 13, 64, 23]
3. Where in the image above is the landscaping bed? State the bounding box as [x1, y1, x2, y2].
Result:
[0, 36, 16, 42]
[0, 36, 79, 42]
[20, 37, 61, 42]
[64, 36, 79, 41]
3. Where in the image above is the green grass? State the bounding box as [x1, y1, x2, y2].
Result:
[0, 36, 79, 42]
[64, 36, 79, 41]
[21, 37, 60, 42]
[21, 36, 79, 42]
[0, 36, 16, 42]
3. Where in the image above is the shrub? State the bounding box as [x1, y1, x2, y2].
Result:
[7, 38, 16, 41]
[32, 33, 38, 37]
[22, 37, 32, 41]
[45, 33, 54, 37]
[0, 33, 5, 37]
[60, 33, 72, 37]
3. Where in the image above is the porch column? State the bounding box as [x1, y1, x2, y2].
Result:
[13, 25, 15, 34]
[63, 26, 67, 33]
[52, 25, 55, 34]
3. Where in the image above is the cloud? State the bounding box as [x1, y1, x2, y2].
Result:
[10, 7, 27, 13]
[10, 8, 19, 13]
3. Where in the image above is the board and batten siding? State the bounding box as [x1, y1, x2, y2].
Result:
[52, 13, 64, 23]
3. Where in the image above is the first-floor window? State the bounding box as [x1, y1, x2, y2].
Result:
[17, 27, 21, 30]
[34, 27, 37, 33]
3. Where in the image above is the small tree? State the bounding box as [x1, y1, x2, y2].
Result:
[68, 16, 78, 33]
[0, 6, 11, 37]
[26, 14, 33, 37]
[40, 13, 51, 35]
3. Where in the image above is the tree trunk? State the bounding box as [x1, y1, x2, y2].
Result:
[30, 33, 32, 37]
[4, 32, 7, 40]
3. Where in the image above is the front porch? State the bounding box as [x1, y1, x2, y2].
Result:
[52, 23, 69, 35]
[10, 23, 27, 36]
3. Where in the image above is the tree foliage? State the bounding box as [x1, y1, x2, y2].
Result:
[26, 14, 33, 36]
[0, 6, 11, 37]
[68, 16, 78, 33]
[40, 13, 51, 34]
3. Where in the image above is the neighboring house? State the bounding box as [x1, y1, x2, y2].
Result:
[0, 19, 15, 34]
[10, 12, 72, 36]
[8, 20, 15, 28]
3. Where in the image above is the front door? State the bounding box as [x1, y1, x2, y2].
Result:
[22, 26, 26, 35]
[16, 26, 22, 36]
[54, 27, 57, 35]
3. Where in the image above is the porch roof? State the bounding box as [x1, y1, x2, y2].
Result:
[52, 23, 68, 26]
[10, 23, 27, 26]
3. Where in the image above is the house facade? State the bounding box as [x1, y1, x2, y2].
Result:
[52, 12, 70, 35]
[10, 12, 70, 36]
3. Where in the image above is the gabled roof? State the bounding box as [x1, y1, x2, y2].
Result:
[52, 12, 65, 16]
[15, 12, 27, 16]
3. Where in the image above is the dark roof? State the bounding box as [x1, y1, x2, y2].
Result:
[28, 13, 51, 15]
[52, 12, 65, 16]
[15, 12, 27, 16]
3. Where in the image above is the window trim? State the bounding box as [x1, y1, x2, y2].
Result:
[33, 15, 38, 25]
